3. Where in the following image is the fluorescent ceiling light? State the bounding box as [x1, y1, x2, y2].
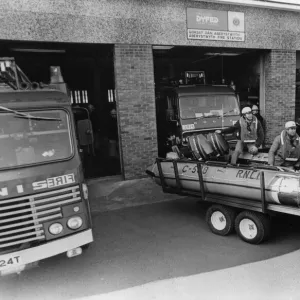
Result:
[152, 46, 174, 50]
[10, 48, 66, 53]
[205, 52, 241, 56]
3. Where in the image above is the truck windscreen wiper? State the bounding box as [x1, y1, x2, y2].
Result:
[0, 105, 61, 121]
[220, 109, 237, 117]
[196, 114, 220, 119]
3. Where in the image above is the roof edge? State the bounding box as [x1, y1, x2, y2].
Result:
[193, 0, 300, 12]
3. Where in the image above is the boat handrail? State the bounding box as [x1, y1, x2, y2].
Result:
[156, 157, 268, 212]
[157, 157, 299, 175]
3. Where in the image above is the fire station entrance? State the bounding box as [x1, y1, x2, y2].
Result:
[153, 46, 264, 106]
[153, 46, 265, 155]
[0, 41, 120, 179]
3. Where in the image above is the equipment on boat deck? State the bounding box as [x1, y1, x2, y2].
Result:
[186, 132, 268, 165]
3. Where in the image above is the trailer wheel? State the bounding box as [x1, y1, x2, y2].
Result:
[206, 205, 236, 236]
[235, 211, 270, 244]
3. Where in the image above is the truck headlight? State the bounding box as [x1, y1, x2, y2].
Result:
[82, 183, 88, 200]
[49, 223, 63, 235]
[67, 216, 83, 230]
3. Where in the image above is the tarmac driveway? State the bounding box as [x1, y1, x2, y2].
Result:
[2, 197, 300, 300]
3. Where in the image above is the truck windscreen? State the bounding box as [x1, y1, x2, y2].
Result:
[179, 95, 239, 119]
[0, 109, 72, 169]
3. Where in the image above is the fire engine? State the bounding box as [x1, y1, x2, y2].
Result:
[0, 58, 93, 275]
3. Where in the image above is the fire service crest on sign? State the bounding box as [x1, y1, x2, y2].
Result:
[187, 8, 245, 42]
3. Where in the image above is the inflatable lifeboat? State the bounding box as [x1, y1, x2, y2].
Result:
[147, 158, 300, 207]
[146, 133, 300, 244]
[147, 133, 300, 207]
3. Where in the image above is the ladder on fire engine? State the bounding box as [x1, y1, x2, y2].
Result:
[0, 57, 33, 90]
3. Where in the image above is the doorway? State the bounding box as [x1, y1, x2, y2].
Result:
[153, 45, 264, 155]
[0, 41, 121, 179]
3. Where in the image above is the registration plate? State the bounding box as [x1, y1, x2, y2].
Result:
[0, 255, 22, 270]
[182, 124, 195, 130]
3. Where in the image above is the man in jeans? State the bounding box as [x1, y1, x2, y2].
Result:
[216, 106, 264, 165]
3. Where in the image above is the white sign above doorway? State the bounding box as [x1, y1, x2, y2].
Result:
[187, 8, 245, 42]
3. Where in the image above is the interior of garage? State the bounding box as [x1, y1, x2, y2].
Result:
[153, 46, 264, 155]
[0, 41, 120, 179]
[153, 46, 263, 106]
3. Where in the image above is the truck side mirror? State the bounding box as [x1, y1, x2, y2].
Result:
[77, 119, 94, 146]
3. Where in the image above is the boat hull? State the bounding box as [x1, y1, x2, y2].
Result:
[147, 160, 300, 207]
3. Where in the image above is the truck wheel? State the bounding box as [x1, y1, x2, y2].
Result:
[82, 243, 91, 251]
[235, 211, 270, 244]
[206, 205, 236, 236]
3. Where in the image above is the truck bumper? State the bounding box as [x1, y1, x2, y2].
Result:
[0, 229, 93, 275]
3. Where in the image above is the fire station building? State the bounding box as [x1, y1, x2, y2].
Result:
[0, 0, 300, 179]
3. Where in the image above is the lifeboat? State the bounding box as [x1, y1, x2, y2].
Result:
[146, 133, 300, 244]
[147, 133, 300, 207]
[146, 158, 300, 207]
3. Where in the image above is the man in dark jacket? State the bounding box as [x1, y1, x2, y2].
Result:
[268, 121, 300, 168]
[216, 106, 264, 165]
[252, 105, 266, 133]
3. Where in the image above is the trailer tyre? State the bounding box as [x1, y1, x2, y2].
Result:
[206, 205, 236, 236]
[235, 211, 270, 244]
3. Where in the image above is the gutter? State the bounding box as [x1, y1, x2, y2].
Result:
[193, 0, 300, 12]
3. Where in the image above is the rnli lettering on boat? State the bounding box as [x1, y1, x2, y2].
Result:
[236, 169, 260, 180]
[0, 173, 75, 197]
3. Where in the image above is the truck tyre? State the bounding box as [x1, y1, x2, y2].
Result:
[206, 205, 236, 236]
[82, 243, 91, 250]
[235, 211, 270, 244]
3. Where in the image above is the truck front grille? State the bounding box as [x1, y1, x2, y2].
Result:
[0, 185, 81, 252]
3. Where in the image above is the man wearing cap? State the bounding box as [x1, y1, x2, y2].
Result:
[216, 106, 264, 165]
[268, 121, 300, 168]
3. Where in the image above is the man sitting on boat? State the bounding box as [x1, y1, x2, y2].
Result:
[216, 106, 264, 165]
[268, 121, 300, 169]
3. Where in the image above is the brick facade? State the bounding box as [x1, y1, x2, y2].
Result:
[114, 44, 158, 179]
[264, 50, 296, 145]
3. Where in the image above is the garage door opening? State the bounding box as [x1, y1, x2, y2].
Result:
[153, 46, 265, 157]
[0, 41, 121, 179]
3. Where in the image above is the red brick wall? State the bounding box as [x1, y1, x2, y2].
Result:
[114, 44, 158, 179]
[264, 50, 296, 145]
